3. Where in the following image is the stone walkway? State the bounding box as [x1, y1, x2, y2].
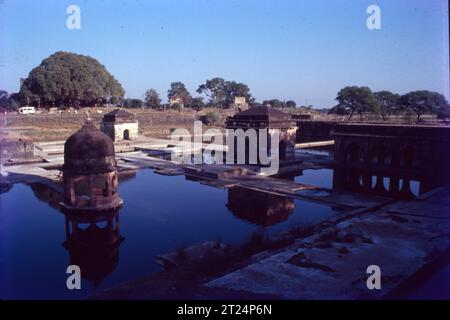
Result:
[206, 187, 450, 299]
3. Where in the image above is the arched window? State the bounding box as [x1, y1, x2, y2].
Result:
[123, 129, 130, 140]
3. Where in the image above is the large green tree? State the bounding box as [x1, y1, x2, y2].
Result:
[144, 89, 162, 109]
[374, 90, 400, 120]
[196, 77, 227, 107]
[0, 90, 9, 108]
[335, 86, 380, 120]
[167, 82, 192, 107]
[223, 81, 253, 107]
[189, 97, 206, 111]
[18, 51, 124, 108]
[400, 90, 449, 121]
[197, 78, 253, 108]
[263, 99, 286, 108]
[286, 100, 297, 108]
[123, 98, 143, 109]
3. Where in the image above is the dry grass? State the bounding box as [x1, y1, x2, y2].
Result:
[0, 108, 231, 142]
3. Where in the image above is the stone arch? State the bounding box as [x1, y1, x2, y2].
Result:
[123, 129, 130, 140]
[74, 177, 90, 197]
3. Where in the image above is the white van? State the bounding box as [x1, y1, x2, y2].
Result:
[18, 106, 36, 114]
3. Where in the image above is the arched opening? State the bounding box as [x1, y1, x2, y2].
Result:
[279, 140, 287, 161]
[74, 178, 90, 197]
[123, 129, 130, 140]
[92, 176, 108, 197]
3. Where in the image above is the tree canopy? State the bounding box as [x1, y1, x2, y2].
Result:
[0, 90, 9, 108]
[374, 90, 400, 120]
[400, 91, 449, 121]
[18, 51, 124, 108]
[263, 99, 285, 109]
[329, 86, 449, 122]
[123, 98, 143, 109]
[168, 82, 192, 107]
[286, 100, 297, 108]
[197, 78, 253, 108]
[144, 89, 162, 109]
[189, 97, 206, 111]
[334, 86, 380, 120]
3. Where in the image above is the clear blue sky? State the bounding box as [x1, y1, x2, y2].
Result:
[0, 0, 448, 107]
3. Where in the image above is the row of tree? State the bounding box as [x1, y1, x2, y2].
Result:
[330, 86, 449, 121]
[4, 51, 258, 111]
[143, 78, 253, 110]
[2, 51, 449, 121]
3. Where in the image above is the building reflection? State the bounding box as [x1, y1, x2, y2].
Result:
[62, 209, 124, 287]
[226, 187, 295, 226]
[28, 181, 126, 287]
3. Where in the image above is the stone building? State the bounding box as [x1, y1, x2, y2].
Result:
[61, 120, 122, 212]
[332, 124, 450, 198]
[169, 97, 184, 108]
[100, 109, 138, 141]
[231, 96, 249, 111]
[225, 106, 297, 163]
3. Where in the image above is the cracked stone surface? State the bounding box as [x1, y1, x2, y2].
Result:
[206, 188, 450, 299]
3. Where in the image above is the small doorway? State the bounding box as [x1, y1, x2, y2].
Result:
[123, 129, 130, 140]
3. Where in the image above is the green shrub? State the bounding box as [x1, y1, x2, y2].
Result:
[201, 111, 220, 125]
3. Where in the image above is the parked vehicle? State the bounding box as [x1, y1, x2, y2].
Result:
[18, 106, 36, 114]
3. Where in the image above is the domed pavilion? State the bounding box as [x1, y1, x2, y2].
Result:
[61, 120, 123, 212]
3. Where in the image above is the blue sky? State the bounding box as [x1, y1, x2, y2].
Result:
[0, 0, 448, 107]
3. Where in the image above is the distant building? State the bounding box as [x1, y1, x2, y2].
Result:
[225, 106, 297, 162]
[234, 96, 247, 107]
[169, 97, 184, 108]
[100, 109, 138, 141]
[228, 96, 249, 111]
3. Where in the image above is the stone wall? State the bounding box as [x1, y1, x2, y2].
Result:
[100, 122, 139, 141]
[332, 124, 450, 197]
[0, 139, 37, 163]
[296, 121, 336, 142]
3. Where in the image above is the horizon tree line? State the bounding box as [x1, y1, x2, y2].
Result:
[329, 86, 450, 121]
[1, 51, 449, 122]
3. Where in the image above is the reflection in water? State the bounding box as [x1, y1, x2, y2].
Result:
[332, 167, 421, 199]
[1, 169, 345, 299]
[227, 187, 295, 226]
[29, 182, 126, 287]
[62, 210, 124, 287]
[29, 182, 64, 209]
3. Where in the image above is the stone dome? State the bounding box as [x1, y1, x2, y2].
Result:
[64, 121, 116, 174]
[102, 109, 136, 123]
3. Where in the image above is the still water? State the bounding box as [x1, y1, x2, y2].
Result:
[0, 168, 342, 299]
